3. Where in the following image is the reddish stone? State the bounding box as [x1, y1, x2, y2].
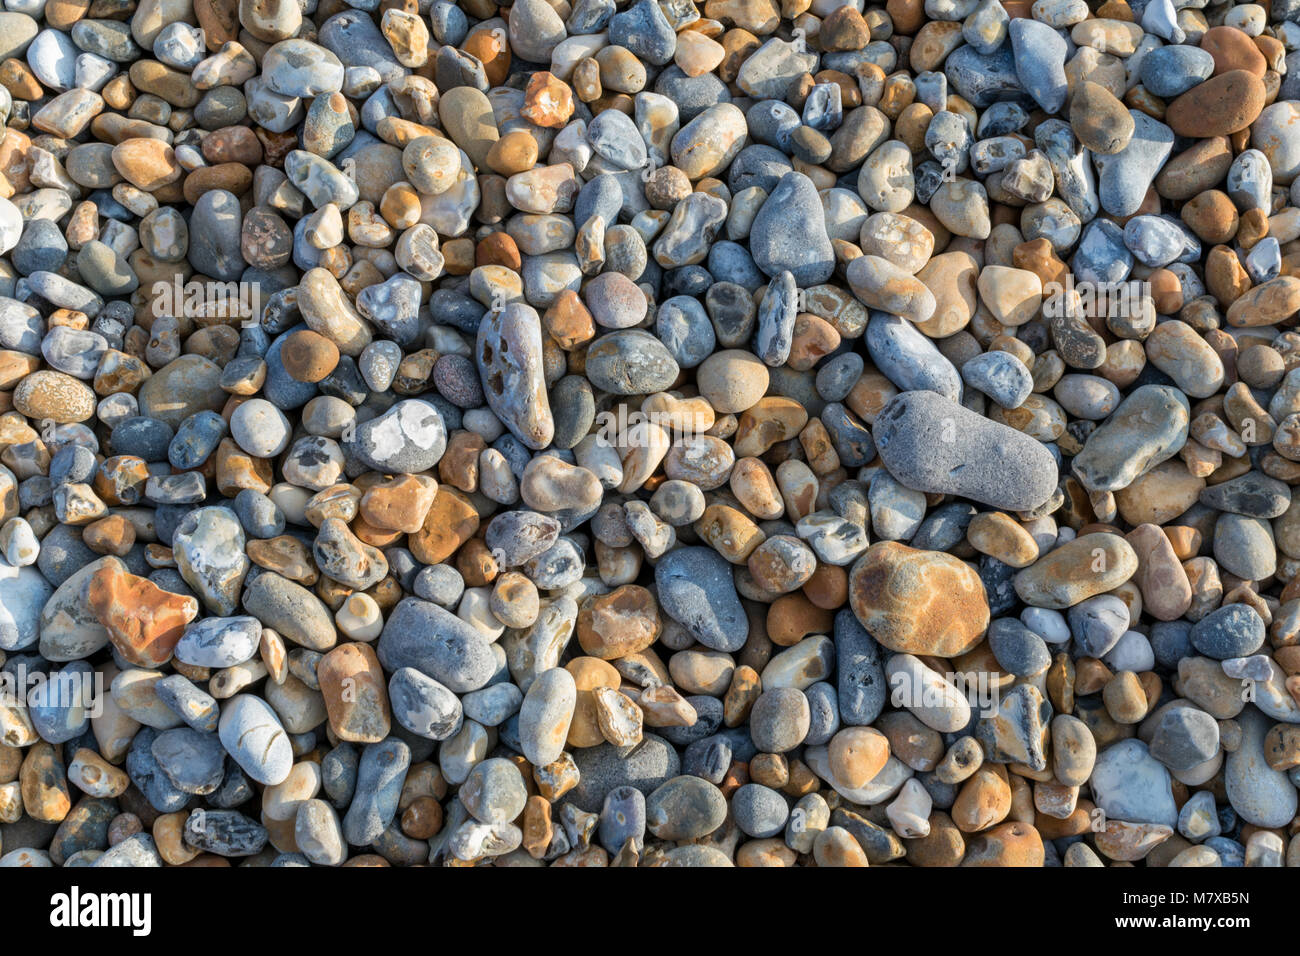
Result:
[87, 563, 199, 667]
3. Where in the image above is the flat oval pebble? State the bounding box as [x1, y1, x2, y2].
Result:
[873, 390, 1059, 511]
[654, 547, 748, 652]
[217, 694, 292, 786]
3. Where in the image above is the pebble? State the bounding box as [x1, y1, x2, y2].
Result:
[518, 668, 577, 768]
[1090, 739, 1178, 828]
[749, 172, 835, 286]
[732, 783, 789, 838]
[873, 390, 1059, 511]
[476, 304, 554, 450]
[175, 616, 261, 669]
[1226, 707, 1298, 827]
[1069, 594, 1131, 658]
[388, 667, 461, 741]
[1072, 385, 1190, 493]
[750, 688, 810, 753]
[1010, 17, 1068, 114]
[378, 598, 496, 694]
[1148, 705, 1219, 772]
[1190, 604, 1265, 660]
[655, 547, 748, 653]
[217, 694, 292, 786]
[962, 350, 1033, 409]
[1094, 111, 1174, 217]
[1141, 43, 1215, 99]
[341, 738, 409, 846]
[173, 507, 248, 617]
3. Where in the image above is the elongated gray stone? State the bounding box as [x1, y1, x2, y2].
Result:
[518, 667, 576, 768]
[1226, 707, 1298, 827]
[655, 546, 749, 652]
[476, 303, 554, 451]
[749, 172, 835, 286]
[872, 389, 1059, 512]
[218, 694, 292, 786]
[377, 597, 497, 693]
[1071, 384, 1189, 493]
[1010, 18, 1067, 113]
[865, 312, 961, 401]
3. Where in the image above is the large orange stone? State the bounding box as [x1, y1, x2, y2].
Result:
[576, 585, 661, 660]
[520, 71, 574, 128]
[87, 563, 199, 667]
[408, 486, 479, 565]
[960, 821, 1045, 866]
[318, 642, 391, 744]
[359, 474, 438, 534]
[848, 541, 989, 658]
[1166, 71, 1266, 138]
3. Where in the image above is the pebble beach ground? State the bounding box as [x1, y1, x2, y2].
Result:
[0, 0, 1297, 869]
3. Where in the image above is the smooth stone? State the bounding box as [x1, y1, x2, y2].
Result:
[518, 667, 576, 768]
[1071, 385, 1189, 493]
[377, 597, 496, 693]
[1093, 112, 1174, 217]
[217, 694, 292, 786]
[1068, 594, 1130, 657]
[342, 399, 446, 473]
[1189, 604, 1266, 660]
[654, 546, 748, 653]
[1090, 739, 1178, 827]
[749, 172, 835, 286]
[584, 329, 680, 396]
[1010, 18, 1068, 113]
[388, 666, 463, 741]
[872, 389, 1059, 512]
[341, 737, 410, 845]
[175, 616, 261, 669]
[172, 506, 248, 616]
[0, 561, 53, 651]
[1226, 708, 1298, 827]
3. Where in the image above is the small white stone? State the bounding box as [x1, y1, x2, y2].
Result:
[478, 448, 519, 504]
[886, 777, 933, 838]
[153, 21, 205, 69]
[1140, 0, 1182, 42]
[1103, 630, 1155, 672]
[26, 28, 77, 91]
[74, 52, 116, 92]
[335, 593, 383, 641]
[457, 587, 505, 641]
[1021, 606, 1071, 644]
[0, 197, 21, 255]
[0, 516, 39, 567]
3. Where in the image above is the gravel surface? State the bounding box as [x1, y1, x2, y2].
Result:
[0, 0, 1297, 869]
